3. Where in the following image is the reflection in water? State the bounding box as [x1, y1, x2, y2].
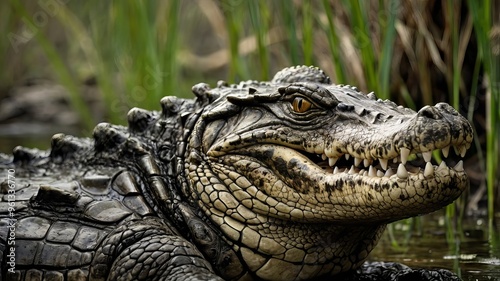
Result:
[368, 211, 500, 281]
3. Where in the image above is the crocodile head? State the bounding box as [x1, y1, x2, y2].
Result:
[185, 66, 473, 280]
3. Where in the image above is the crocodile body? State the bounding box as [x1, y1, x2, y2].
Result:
[0, 66, 472, 281]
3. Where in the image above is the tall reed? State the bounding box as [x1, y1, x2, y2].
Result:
[467, 0, 499, 222]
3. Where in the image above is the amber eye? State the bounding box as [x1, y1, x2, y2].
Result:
[292, 97, 312, 113]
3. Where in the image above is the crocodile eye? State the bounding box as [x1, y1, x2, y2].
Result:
[292, 97, 312, 113]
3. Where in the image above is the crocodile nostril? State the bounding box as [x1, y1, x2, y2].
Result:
[418, 106, 443, 119]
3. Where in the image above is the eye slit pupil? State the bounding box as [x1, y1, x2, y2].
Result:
[292, 97, 312, 113]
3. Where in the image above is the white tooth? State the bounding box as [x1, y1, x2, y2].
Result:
[345, 154, 350, 160]
[424, 162, 434, 177]
[385, 168, 395, 177]
[397, 163, 408, 179]
[333, 167, 339, 174]
[379, 158, 388, 170]
[393, 157, 399, 163]
[437, 160, 448, 171]
[454, 160, 464, 172]
[321, 154, 327, 160]
[368, 166, 377, 177]
[348, 165, 356, 174]
[459, 146, 467, 157]
[324, 147, 335, 158]
[423, 151, 432, 162]
[363, 159, 371, 167]
[377, 170, 385, 177]
[442, 146, 450, 158]
[354, 157, 362, 166]
[453, 146, 460, 156]
[328, 157, 338, 166]
[359, 169, 366, 175]
[400, 148, 410, 165]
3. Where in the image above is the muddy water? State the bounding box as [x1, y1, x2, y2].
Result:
[369, 212, 500, 280]
[1, 135, 498, 280]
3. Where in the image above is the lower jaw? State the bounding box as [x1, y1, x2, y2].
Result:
[233, 222, 386, 281]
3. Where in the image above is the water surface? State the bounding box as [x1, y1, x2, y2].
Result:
[369, 212, 500, 280]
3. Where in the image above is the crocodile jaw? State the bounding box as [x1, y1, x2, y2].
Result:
[215, 143, 468, 224]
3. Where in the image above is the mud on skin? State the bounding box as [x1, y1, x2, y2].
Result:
[0, 66, 472, 280]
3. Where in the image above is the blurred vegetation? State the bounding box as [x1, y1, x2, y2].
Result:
[1, 1, 498, 220]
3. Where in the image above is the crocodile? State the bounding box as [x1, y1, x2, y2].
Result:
[0, 66, 473, 281]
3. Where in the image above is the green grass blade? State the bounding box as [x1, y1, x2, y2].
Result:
[281, 0, 300, 65]
[377, 0, 397, 99]
[448, 0, 460, 110]
[248, 1, 269, 80]
[221, 0, 246, 82]
[467, 0, 498, 221]
[321, 0, 346, 83]
[163, 0, 180, 100]
[347, 0, 378, 93]
[302, 1, 314, 65]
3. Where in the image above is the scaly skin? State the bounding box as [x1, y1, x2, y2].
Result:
[0, 66, 472, 281]
[185, 66, 472, 280]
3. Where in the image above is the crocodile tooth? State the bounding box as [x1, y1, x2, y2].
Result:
[345, 154, 350, 160]
[393, 157, 399, 163]
[321, 154, 327, 160]
[437, 160, 448, 172]
[324, 147, 335, 158]
[422, 151, 432, 162]
[354, 157, 362, 166]
[400, 148, 410, 165]
[376, 170, 385, 177]
[454, 160, 464, 172]
[459, 146, 467, 157]
[328, 157, 338, 166]
[397, 163, 408, 179]
[368, 166, 377, 177]
[333, 166, 339, 174]
[424, 162, 434, 177]
[442, 146, 450, 158]
[385, 168, 395, 177]
[453, 146, 460, 156]
[359, 169, 366, 176]
[348, 165, 356, 174]
[363, 159, 371, 167]
[379, 158, 388, 170]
